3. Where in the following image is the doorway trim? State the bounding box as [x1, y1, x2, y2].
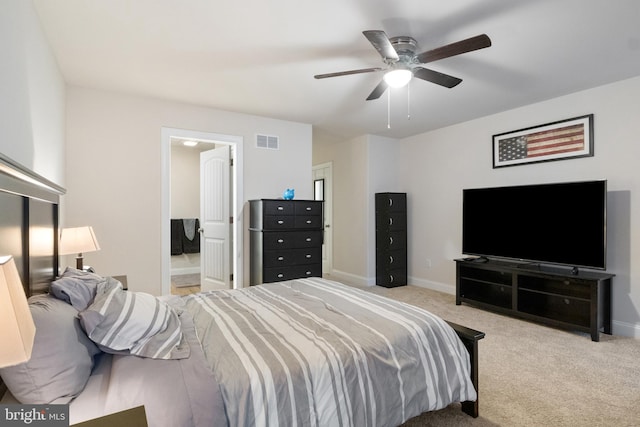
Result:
[161, 127, 244, 295]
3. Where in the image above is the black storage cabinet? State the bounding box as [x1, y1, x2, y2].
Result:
[250, 199, 323, 285]
[375, 192, 407, 287]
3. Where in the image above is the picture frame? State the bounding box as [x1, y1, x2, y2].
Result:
[492, 114, 594, 168]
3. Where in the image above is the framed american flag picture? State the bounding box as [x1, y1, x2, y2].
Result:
[492, 114, 594, 168]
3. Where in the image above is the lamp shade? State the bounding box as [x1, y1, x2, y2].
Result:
[0, 256, 35, 368]
[59, 226, 100, 255]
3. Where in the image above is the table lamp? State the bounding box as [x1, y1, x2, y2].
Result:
[59, 226, 101, 270]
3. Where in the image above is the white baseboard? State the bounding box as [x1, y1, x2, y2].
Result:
[409, 276, 456, 295]
[171, 267, 200, 276]
[326, 270, 374, 287]
[612, 320, 640, 339]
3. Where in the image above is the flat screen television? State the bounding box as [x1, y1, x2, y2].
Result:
[462, 180, 607, 270]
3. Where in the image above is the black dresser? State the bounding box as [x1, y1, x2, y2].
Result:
[249, 199, 324, 285]
[375, 192, 407, 287]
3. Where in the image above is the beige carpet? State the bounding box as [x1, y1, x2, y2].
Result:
[359, 285, 640, 427]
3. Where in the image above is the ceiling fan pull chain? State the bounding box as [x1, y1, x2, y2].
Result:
[407, 80, 411, 120]
[387, 89, 391, 129]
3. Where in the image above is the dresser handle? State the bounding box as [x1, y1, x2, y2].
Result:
[278, 256, 284, 261]
[278, 220, 284, 224]
[277, 206, 284, 211]
[306, 254, 312, 259]
[306, 206, 311, 211]
[277, 273, 284, 278]
[389, 218, 393, 226]
[306, 220, 312, 224]
[389, 236, 394, 245]
[305, 271, 312, 275]
[306, 237, 312, 242]
[389, 274, 394, 283]
[389, 198, 393, 207]
[389, 255, 394, 264]
[277, 239, 284, 243]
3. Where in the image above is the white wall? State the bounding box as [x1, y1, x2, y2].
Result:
[0, 0, 65, 186]
[170, 144, 201, 219]
[316, 76, 640, 337]
[66, 86, 312, 294]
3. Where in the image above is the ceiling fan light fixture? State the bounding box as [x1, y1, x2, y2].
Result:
[383, 68, 413, 88]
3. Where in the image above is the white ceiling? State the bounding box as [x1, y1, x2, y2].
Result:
[33, 0, 640, 140]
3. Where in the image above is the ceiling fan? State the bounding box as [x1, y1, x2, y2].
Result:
[314, 31, 491, 101]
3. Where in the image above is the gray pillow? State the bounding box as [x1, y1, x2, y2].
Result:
[0, 295, 101, 404]
[79, 279, 189, 360]
[49, 267, 107, 310]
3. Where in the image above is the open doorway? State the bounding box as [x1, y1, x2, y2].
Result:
[161, 127, 244, 295]
[169, 138, 218, 293]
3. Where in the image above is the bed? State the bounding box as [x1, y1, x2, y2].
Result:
[0, 155, 485, 426]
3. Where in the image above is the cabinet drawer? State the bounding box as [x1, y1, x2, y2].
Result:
[377, 268, 407, 287]
[293, 247, 322, 265]
[459, 277, 512, 309]
[263, 232, 297, 249]
[264, 264, 322, 283]
[376, 212, 406, 231]
[376, 250, 406, 269]
[264, 248, 321, 267]
[375, 193, 406, 214]
[518, 276, 591, 299]
[263, 215, 294, 229]
[294, 230, 323, 248]
[263, 249, 298, 267]
[459, 266, 512, 286]
[263, 231, 323, 249]
[518, 289, 590, 327]
[263, 200, 294, 215]
[376, 230, 406, 251]
[294, 201, 322, 216]
[294, 215, 322, 229]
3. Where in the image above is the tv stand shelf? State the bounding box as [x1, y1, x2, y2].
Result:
[455, 259, 613, 341]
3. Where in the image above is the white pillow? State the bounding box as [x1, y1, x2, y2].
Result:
[78, 280, 189, 359]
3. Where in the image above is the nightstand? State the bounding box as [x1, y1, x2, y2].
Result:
[112, 275, 128, 290]
[72, 406, 147, 427]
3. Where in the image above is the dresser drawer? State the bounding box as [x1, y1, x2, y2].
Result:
[263, 200, 295, 215]
[263, 215, 295, 229]
[263, 264, 322, 283]
[294, 215, 322, 229]
[294, 230, 323, 247]
[376, 212, 406, 231]
[263, 247, 321, 267]
[376, 230, 406, 251]
[294, 201, 322, 216]
[263, 232, 297, 249]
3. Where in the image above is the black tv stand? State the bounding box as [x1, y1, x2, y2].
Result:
[455, 259, 614, 341]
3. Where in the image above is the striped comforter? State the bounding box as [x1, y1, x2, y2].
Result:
[183, 278, 476, 427]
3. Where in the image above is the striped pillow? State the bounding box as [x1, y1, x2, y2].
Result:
[79, 280, 189, 360]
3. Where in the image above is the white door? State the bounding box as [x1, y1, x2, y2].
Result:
[200, 145, 231, 290]
[312, 162, 333, 274]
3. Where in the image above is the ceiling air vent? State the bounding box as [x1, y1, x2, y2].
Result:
[256, 134, 279, 150]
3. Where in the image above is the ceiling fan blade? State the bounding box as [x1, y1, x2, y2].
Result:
[314, 67, 383, 79]
[366, 80, 388, 101]
[363, 30, 399, 62]
[413, 67, 462, 88]
[416, 34, 491, 64]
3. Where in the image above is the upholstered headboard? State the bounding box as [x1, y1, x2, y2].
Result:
[0, 153, 65, 396]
